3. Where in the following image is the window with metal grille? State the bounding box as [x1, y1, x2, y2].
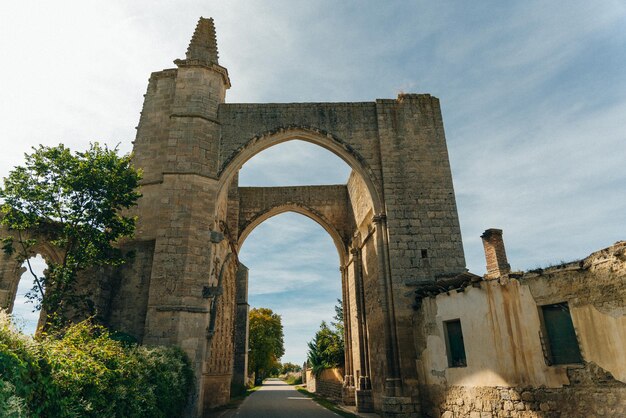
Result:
[541, 302, 582, 365]
[444, 319, 467, 367]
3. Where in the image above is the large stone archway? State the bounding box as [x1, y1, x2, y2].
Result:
[1, 18, 467, 418]
[121, 18, 465, 417]
[129, 16, 463, 416]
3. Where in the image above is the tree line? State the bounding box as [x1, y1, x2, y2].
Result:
[246, 299, 345, 386]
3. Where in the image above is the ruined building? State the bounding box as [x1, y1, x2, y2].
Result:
[415, 231, 626, 417]
[0, 17, 624, 418]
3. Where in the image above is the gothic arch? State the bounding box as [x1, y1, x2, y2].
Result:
[238, 204, 349, 266]
[217, 127, 382, 214]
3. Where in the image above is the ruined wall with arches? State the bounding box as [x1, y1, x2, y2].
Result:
[0, 225, 63, 316]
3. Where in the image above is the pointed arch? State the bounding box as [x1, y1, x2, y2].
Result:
[217, 127, 383, 214]
[238, 204, 348, 266]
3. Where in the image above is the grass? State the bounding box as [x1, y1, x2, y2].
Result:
[527, 258, 582, 275]
[295, 387, 357, 418]
[283, 375, 303, 385]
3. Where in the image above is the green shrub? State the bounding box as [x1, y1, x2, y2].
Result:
[283, 374, 302, 385]
[0, 311, 193, 417]
[0, 379, 28, 417]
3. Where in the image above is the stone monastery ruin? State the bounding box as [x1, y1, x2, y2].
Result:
[1, 17, 625, 418]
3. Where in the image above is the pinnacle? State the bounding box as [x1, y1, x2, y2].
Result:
[185, 17, 219, 65]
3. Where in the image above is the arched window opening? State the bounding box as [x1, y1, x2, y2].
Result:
[12, 255, 47, 335]
[239, 212, 342, 366]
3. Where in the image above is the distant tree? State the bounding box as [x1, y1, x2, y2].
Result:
[280, 362, 302, 374]
[331, 298, 344, 337]
[307, 300, 345, 377]
[0, 143, 141, 330]
[248, 307, 284, 383]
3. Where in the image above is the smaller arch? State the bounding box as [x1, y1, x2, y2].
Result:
[0, 236, 64, 313]
[9, 254, 48, 333]
[238, 204, 349, 266]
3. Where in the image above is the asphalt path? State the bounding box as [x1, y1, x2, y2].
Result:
[223, 379, 339, 418]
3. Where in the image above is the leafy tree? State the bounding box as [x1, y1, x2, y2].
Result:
[0, 143, 141, 329]
[307, 300, 345, 376]
[331, 298, 344, 338]
[280, 362, 302, 374]
[248, 307, 284, 383]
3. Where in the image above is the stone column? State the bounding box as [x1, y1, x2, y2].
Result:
[373, 215, 421, 417]
[373, 214, 402, 397]
[351, 247, 374, 412]
[132, 17, 231, 417]
[232, 263, 249, 393]
[340, 265, 356, 406]
[341, 265, 354, 378]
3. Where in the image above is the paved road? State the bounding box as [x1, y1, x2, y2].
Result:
[223, 379, 339, 418]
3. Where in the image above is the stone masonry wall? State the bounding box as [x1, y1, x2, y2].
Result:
[316, 371, 345, 402]
[237, 185, 355, 248]
[376, 95, 466, 398]
[307, 368, 345, 402]
[104, 240, 155, 340]
[429, 368, 626, 418]
[347, 170, 374, 232]
[218, 102, 383, 189]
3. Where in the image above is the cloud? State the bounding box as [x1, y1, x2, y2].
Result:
[239, 140, 351, 186]
[2, 0, 625, 363]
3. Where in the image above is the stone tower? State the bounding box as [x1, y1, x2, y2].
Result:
[129, 17, 235, 414]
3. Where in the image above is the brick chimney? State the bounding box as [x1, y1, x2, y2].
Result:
[481, 228, 511, 280]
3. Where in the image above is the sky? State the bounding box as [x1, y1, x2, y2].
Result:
[1, 1, 625, 364]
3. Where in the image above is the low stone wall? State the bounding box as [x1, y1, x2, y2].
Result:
[306, 368, 344, 402]
[422, 364, 626, 417]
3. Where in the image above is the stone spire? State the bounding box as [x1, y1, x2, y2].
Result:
[184, 17, 219, 65]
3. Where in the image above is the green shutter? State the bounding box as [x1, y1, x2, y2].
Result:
[445, 320, 467, 367]
[542, 303, 582, 365]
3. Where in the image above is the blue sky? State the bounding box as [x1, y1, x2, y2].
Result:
[1, 1, 625, 364]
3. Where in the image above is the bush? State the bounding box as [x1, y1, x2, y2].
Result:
[0, 310, 193, 417]
[0, 379, 28, 417]
[282, 373, 303, 385]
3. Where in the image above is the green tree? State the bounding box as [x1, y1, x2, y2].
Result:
[307, 300, 345, 376]
[0, 143, 141, 329]
[248, 307, 284, 384]
[331, 298, 344, 338]
[280, 362, 302, 374]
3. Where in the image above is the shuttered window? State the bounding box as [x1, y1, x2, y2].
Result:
[444, 319, 467, 367]
[541, 303, 582, 365]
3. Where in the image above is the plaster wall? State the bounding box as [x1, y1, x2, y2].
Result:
[416, 241, 626, 417]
